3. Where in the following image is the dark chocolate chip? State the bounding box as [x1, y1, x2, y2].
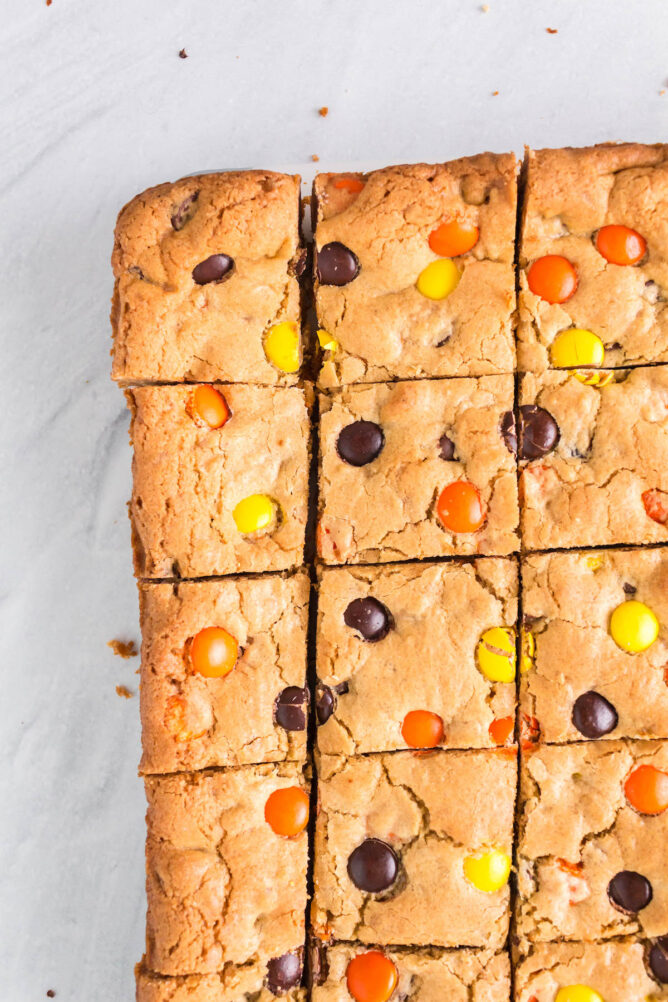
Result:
[274, 686, 309, 732]
[649, 937, 668, 984]
[438, 433, 457, 461]
[290, 247, 308, 278]
[500, 410, 517, 455]
[623, 582, 637, 596]
[607, 870, 653, 914]
[315, 683, 335, 725]
[344, 597, 393, 642]
[317, 241, 359, 285]
[347, 838, 399, 893]
[308, 938, 329, 987]
[192, 253, 234, 285]
[572, 690, 618, 738]
[518, 405, 559, 460]
[171, 191, 199, 230]
[337, 421, 384, 466]
[266, 950, 303, 994]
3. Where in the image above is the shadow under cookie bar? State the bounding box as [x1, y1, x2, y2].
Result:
[312, 749, 516, 950]
[518, 142, 668, 373]
[136, 963, 306, 1002]
[312, 155, 517, 387]
[139, 572, 309, 774]
[315, 559, 518, 757]
[111, 171, 304, 386]
[521, 548, 668, 745]
[513, 940, 668, 1001]
[127, 383, 311, 578]
[516, 740, 668, 946]
[317, 376, 519, 565]
[310, 943, 510, 1002]
[518, 365, 668, 550]
[144, 763, 310, 976]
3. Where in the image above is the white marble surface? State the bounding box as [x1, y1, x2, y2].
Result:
[1, 1, 667, 998]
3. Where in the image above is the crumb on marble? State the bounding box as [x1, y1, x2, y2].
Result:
[46, 992, 56, 998]
[481, 3, 489, 10]
[108, 638, 138, 659]
[312, 154, 320, 162]
[116, 685, 134, 699]
[319, 106, 329, 117]
[546, 27, 558, 33]
[179, 48, 188, 59]
[492, 90, 499, 96]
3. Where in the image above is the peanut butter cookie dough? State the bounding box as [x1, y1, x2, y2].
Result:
[139, 573, 309, 774]
[128, 384, 311, 578]
[316, 559, 518, 756]
[318, 376, 519, 564]
[111, 171, 303, 385]
[519, 365, 668, 550]
[518, 143, 668, 373]
[312, 749, 516, 950]
[313, 156, 517, 386]
[517, 740, 668, 945]
[136, 963, 306, 1002]
[521, 548, 668, 745]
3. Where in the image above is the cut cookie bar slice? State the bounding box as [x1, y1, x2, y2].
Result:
[136, 962, 306, 1002]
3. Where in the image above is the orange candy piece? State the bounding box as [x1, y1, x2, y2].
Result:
[189, 626, 239, 678]
[264, 786, 310, 837]
[642, 488, 668, 525]
[624, 764, 668, 815]
[595, 224, 646, 266]
[436, 481, 486, 533]
[191, 385, 231, 429]
[401, 710, 444, 748]
[527, 255, 578, 304]
[346, 951, 398, 1002]
[428, 218, 479, 257]
[489, 716, 515, 746]
[333, 176, 365, 194]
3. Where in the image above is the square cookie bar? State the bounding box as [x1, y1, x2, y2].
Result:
[139, 572, 309, 774]
[136, 964, 306, 1002]
[521, 549, 668, 745]
[111, 171, 304, 385]
[315, 559, 518, 756]
[144, 763, 309, 976]
[517, 740, 668, 945]
[312, 749, 516, 949]
[518, 143, 668, 373]
[518, 365, 668, 550]
[317, 377, 519, 564]
[313, 155, 517, 387]
[311, 944, 510, 1002]
[514, 941, 668, 1002]
[128, 384, 311, 578]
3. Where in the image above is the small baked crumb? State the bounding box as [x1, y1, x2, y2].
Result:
[108, 638, 138, 659]
[46, 990, 56, 997]
[319, 106, 329, 117]
[116, 685, 133, 699]
[178, 48, 188, 59]
[546, 27, 558, 33]
[492, 90, 499, 96]
[481, 3, 489, 10]
[312, 154, 320, 162]
[46, 0, 52, 5]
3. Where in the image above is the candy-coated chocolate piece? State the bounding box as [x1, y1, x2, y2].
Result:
[527, 255, 578, 304]
[476, 627, 517, 683]
[416, 258, 460, 300]
[609, 600, 659, 653]
[317, 241, 360, 286]
[266, 950, 303, 993]
[190, 384, 231, 429]
[189, 626, 239, 678]
[642, 488, 668, 524]
[347, 839, 399, 893]
[317, 328, 338, 351]
[489, 716, 514, 745]
[624, 763, 668, 815]
[463, 848, 511, 892]
[401, 710, 444, 749]
[438, 432, 456, 460]
[428, 218, 479, 257]
[606, 869, 653, 914]
[274, 686, 309, 732]
[550, 328, 605, 368]
[264, 786, 309, 837]
[595, 224, 646, 266]
[554, 987, 603, 1002]
[192, 253, 234, 285]
[233, 493, 278, 535]
[337, 421, 385, 467]
[346, 952, 398, 1002]
[332, 176, 365, 194]
[264, 321, 300, 373]
[649, 936, 668, 983]
[571, 690, 618, 738]
[520, 628, 535, 674]
[344, 597, 393, 642]
[572, 369, 614, 387]
[436, 481, 486, 533]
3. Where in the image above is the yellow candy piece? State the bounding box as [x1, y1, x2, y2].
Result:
[317, 328, 338, 352]
[555, 986, 604, 1002]
[586, 554, 604, 571]
[476, 627, 516, 683]
[572, 369, 614, 387]
[520, 629, 535, 675]
[463, 848, 511, 893]
[233, 494, 278, 535]
[264, 322, 300, 373]
[550, 329, 605, 369]
[609, 600, 659, 654]
[416, 258, 460, 300]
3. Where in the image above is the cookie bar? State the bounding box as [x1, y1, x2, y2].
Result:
[521, 549, 668, 745]
[128, 384, 311, 578]
[316, 559, 518, 756]
[518, 365, 668, 550]
[144, 763, 309, 976]
[517, 740, 668, 944]
[136, 963, 306, 1002]
[313, 155, 517, 387]
[312, 749, 516, 949]
[514, 941, 668, 1001]
[317, 376, 519, 564]
[139, 573, 309, 774]
[311, 944, 510, 1002]
[111, 171, 304, 385]
[518, 143, 668, 373]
